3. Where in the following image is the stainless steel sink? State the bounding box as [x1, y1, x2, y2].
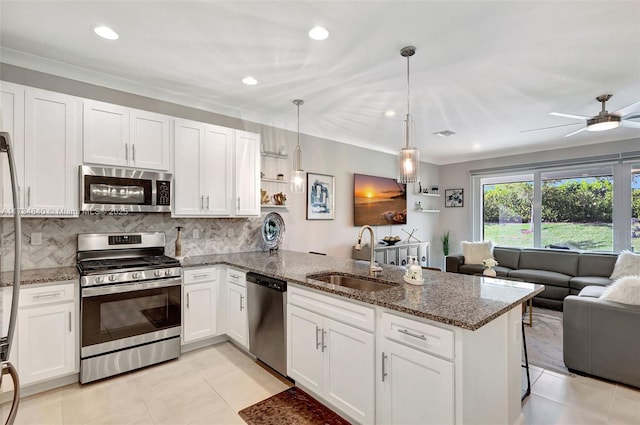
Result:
[307, 272, 396, 292]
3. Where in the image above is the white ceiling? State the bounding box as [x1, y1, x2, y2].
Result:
[1, 0, 639, 165]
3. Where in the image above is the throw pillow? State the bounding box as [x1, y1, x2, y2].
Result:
[609, 250, 640, 279]
[462, 241, 494, 265]
[600, 275, 640, 305]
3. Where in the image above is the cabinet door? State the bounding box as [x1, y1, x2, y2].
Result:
[203, 124, 233, 215]
[83, 100, 129, 166]
[287, 304, 324, 395]
[225, 282, 248, 347]
[183, 281, 217, 343]
[173, 119, 205, 216]
[18, 302, 75, 385]
[129, 109, 170, 170]
[378, 338, 454, 425]
[0, 81, 25, 211]
[234, 130, 260, 216]
[24, 88, 80, 215]
[324, 318, 375, 425]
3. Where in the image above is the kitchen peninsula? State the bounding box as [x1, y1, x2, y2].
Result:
[183, 250, 544, 425]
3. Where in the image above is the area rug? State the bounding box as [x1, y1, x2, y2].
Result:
[524, 308, 569, 374]
[238, 387, 351, 425]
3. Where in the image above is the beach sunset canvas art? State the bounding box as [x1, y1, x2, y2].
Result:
[353, 174, 407, 226]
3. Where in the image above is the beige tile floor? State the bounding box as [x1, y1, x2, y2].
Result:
[1, 342, 639, 425]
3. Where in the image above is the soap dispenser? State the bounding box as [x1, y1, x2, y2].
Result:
[175, 226, 183, 258]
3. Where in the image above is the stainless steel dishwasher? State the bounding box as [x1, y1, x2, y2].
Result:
[246, 272, 287, 377]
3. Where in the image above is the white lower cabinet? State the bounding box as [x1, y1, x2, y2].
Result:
[225, 268, 248, 348]
[288, 287, 375, 424]
[377, 311, 455, 424]
[183, 268, 218, 343]
[377, 338, 454, 424]
[17, 282, 77, 386]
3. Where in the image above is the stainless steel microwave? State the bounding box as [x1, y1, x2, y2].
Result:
[80, 166, 171, 213]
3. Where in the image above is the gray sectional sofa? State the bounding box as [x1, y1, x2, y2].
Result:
[446, 247, 617, 310]
[564, 286, 640, 388]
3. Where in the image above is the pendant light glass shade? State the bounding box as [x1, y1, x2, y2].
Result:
[291, 99, 305, 193]
[397, 46, 420, 184]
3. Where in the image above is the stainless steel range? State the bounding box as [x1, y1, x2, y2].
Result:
[77, 232, 181, 384]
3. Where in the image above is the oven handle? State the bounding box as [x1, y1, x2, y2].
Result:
[81, 277, 182, 297]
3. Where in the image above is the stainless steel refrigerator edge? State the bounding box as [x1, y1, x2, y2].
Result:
[0, 131, 22, 425]
[246, 273, 288, 377]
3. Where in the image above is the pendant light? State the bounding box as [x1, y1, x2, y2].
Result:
[291, 99, 305, 193]
[397, 46, 420, 184]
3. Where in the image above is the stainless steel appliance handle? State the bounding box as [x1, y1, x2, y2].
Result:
[398, 328, 427, 341]
[82, 277, 182, 297]
[382, 352, 388, 381]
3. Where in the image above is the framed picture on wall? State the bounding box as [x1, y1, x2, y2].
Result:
[445, 189, 463, 207]
[307, 173, 335, 220]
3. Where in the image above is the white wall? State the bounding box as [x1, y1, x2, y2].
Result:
[438, 137, 640, 255]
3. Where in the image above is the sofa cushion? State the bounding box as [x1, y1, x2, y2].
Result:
[579, 285, 607, 298]
[508, 269, 572, 287]
[518, 249, 579, 276]
[578, 252, 617, 277]
[610, 251, 640, 279]
[462, 240, 493, 265]
[493, 247, 521, 270]
[601, 276, 640, 305]
[570, 276, 613, 292]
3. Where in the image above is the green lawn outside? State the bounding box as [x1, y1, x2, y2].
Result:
[484, 222, 616, 251]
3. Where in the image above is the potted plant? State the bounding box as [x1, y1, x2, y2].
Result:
[441, 231, 450, 257]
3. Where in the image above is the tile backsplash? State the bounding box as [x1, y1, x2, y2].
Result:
[0, 214, 264, 271]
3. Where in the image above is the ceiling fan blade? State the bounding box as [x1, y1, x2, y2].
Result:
[613, 100, 640, 117]
[564, 127, 588, 137]
[550, 112, 589, 120]
[520, 122, 582, 133]
[621, 120, 640, 129]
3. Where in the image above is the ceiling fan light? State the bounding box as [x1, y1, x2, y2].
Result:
[587, 116, 621, 132]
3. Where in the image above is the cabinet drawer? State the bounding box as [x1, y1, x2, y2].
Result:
[288, 285, 374, 332]
[184, 267, 218, 284]
[226, 268, 246, 287]
[381, 312, 453, 360]
[20, 282, 75, 307]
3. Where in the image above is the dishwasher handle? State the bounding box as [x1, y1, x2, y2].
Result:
[246, 272, 287, 292]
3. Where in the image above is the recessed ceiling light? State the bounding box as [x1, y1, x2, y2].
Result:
[473, 143, 482, 150]
[308, 26, 329, 41]
[384, 110, 396, 117]
[242, 76, 258, 86]
[93, 26, 119, 40]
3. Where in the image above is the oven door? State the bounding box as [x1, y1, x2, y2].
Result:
[80, 277, 181, 358]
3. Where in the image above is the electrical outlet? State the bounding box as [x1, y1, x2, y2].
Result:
[31, 232, 42, 245]
[227, 228, 234, 238]
[193, 229, 200, 239]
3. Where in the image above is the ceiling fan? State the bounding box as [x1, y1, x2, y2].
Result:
[522, 94, 640, 137]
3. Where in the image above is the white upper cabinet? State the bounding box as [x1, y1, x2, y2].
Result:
[0, 81, 25, 212]
[83, 99, 170, 171]
[173, 119, 259, 217]
[1, 83, 80, 216]
[24, 88, 80, 215]
[234, 130, 260, 216]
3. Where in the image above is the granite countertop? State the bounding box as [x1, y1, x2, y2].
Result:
[183, 250, 544, 331]
[0, 266, 79, 287]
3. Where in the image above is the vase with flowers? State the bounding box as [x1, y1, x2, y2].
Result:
[482, 258, 498, 277]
